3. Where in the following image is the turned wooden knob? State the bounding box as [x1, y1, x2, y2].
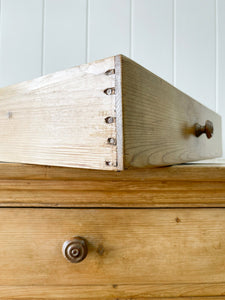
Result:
[195, 120, 214, 139]
[62, 236, 88, 263]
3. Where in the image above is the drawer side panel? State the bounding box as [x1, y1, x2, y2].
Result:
[0, 57, 117, 170]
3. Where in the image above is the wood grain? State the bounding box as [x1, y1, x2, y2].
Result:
[0, 285, 225, 299]
[0, 163, 224, 207]
[0, 54, 222, 171]
[120, 55, 222, 168]
[0, 208, 225, 289]
[0, 56, 118, 170]
[0, 162, 224, 181]
[115, 54, 124, 170]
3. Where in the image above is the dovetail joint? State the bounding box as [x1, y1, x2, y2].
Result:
[105, 69, 115, 75]
[104, 87, 115, 95]
[105, 116, 115, 124]
[107, 137, 117, 145]
[105, 161, 118, 167]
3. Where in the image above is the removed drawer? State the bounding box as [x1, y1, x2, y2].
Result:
[0, 55, 222, 170]
[0, 208, 224, 286]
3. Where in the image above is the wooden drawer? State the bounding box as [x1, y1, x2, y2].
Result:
[1, 208, 225, 299]
[0, 55, 222, 170]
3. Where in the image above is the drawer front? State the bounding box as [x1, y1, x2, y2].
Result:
[121, 55, 222, 168]
[0, 208, 225, 288]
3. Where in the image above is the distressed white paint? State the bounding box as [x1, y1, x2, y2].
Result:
[0, 0, 224, 157]
[43, 0, 87, 74]
[0, 0, 43, 87]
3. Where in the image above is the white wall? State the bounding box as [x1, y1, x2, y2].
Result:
[0, 0, 224, 156]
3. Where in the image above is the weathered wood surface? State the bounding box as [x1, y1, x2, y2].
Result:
[0, 54, 222, 171]
[0, 208, 225, 290]
[0, 56, 118, 170]
[120, 55, 222, 168]
[0, 163, 224, 207]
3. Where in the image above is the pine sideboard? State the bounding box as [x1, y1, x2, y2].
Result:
[0, 162, 225, 299]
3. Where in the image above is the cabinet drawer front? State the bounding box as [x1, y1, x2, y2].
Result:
[0, 208, 225, 286]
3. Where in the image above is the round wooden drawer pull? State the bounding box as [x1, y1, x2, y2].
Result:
[62, 236, 88, 263]
[195, 120, 214, 139]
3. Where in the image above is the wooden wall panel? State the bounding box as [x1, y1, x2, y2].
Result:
[0, 0, 43, 87]
[132, 0, 173, 83]
[43, 0, 87, 74]
[175, 0, 216, 110]
[88, 0, 130, 62]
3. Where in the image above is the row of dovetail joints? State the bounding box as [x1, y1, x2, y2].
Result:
[105, 68, 117, 167]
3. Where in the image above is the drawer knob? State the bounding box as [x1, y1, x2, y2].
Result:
[195, 120, 213, 139]
[62, 236, 88, 263]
